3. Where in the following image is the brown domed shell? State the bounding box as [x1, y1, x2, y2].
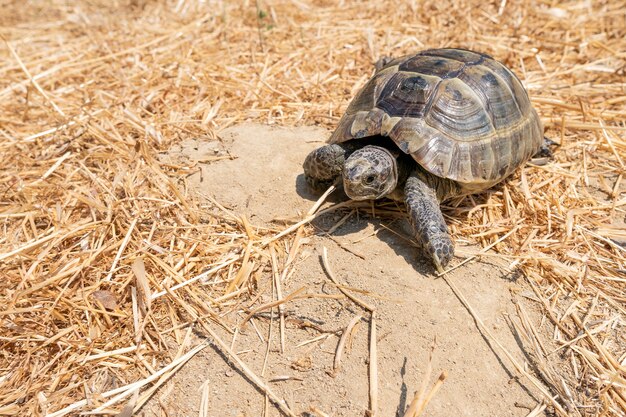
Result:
[329, 48, 543, 191]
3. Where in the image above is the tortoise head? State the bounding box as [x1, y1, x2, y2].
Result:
[343, 146, 398, 200]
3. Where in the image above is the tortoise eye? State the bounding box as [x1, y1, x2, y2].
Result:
[365, 175, 376, 184]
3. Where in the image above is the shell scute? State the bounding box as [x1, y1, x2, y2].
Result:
[425, 79, 494, 141]
[480, 59, 532, 116]
[376, 72, 440, 117]
[457, 64, 523, 130]
[421, 48, 486, 64]
[399, 54, 465, 79]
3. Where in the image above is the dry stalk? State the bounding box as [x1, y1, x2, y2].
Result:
[368, 312, 378, 417]
[1, 1, 624, 415]
[321, 247, 376, 312]
[333, 315, 363, 373]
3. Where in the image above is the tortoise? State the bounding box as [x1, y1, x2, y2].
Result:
[303, 48, 545, 273]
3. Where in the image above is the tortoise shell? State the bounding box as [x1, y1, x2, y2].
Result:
[329, 48, 543, 192]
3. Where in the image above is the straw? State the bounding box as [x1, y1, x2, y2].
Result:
[1, 1, 624, 415]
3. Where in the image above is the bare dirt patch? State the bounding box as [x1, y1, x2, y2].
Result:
[145, 123, 554, 416]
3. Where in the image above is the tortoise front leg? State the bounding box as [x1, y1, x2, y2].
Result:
[303, 143, 354, 191]
[404, 171, 454, 273]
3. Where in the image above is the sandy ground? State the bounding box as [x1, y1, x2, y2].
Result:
[144, 124, 551, 417]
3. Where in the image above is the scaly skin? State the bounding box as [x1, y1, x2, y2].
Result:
[303, 143, 349, 190]
[404, 170, 458, 273]
[303, 142, 370, 190]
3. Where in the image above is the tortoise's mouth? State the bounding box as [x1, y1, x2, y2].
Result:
[344, 185, 378, 200]
[343, 179, 385, 201]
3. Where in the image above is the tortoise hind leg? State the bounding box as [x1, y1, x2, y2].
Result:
[535, 136, 558, 158]
[530, 137, 558, 166]
[303, 143, 353, 191]
[404, 171, 454, 273]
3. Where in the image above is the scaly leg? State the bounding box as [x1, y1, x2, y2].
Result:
[404, 171, 454, 273]
[303, 143, 355, 191]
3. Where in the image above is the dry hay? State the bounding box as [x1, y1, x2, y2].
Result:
[0, 0, 624, 416]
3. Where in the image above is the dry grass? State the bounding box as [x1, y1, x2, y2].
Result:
[0, 0, 624, 416]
